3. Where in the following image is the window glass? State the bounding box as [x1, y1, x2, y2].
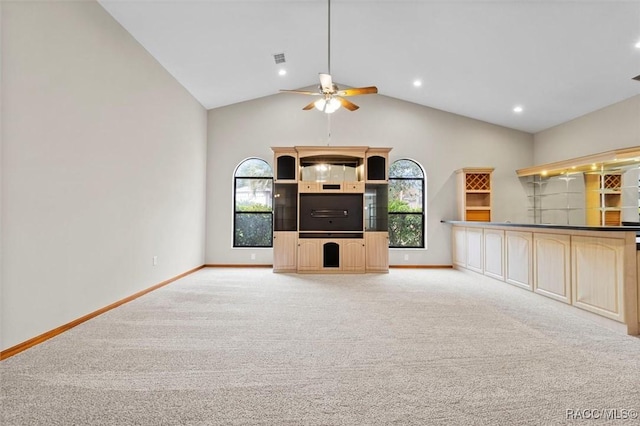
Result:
[388, 159, 425, 248]
[233, 158, 273, 247]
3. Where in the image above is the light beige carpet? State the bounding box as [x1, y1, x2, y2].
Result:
[2, 267, 639, 425]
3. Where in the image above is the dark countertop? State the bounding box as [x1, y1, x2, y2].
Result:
[441, 220, 640, 232]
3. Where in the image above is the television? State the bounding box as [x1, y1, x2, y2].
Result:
[299, 193, 363, 231]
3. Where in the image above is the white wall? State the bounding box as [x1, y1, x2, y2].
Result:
[1, 1, 207, 350]
[206, 91, 533, 266]
[534, 95, 640, 164]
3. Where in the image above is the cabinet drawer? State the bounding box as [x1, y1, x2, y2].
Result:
[466, 209, 491, 221]
[299, 182, 319, 192]
[343, 182, 364, 193]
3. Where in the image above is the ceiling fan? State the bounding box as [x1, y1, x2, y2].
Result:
[280, 0, 378, 113]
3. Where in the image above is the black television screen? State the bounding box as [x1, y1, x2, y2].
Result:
[299, 193, 363, 231]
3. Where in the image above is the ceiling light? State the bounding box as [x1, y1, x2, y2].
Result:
[413, 80, 422, 87]
[513, 105, 524, 113]
[635, 40, 640, 48]
[314, 97, 341, 114]
[278, 69, 287, 76]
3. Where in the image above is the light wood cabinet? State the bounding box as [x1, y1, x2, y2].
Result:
[297, 239, 321, 271]
[505, 230, 533, 290]
[483, 229, 505, 281]
[585, 172, 622, 226]
[451, 224, 639, 335]
[272, 147, 298, 183]
[571, 235, 625, 321]
[365, 232, 389, 272]
[273, 146, 391, 273]
[365, 148, 390, 182]
[465, 227, 484, 273]
[343, 182, 365, 193]
[297, 238, 366, 273]
[533, 233, 571, 303]
[452, 226, 467, 268]
[340, 239, 366, 272]
[273, 232, 297, 272]
[298, 182, 319, 193]
[456, 168, 494, 222]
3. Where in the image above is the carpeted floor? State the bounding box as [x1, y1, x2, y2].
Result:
[1, 267, 639, 425]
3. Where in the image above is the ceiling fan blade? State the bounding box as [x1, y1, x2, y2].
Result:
[633, 74, 640, 81]
[337, 97, 359, 111]
[280, 89, 321, 96]
[319, 73, 333, 92]
[337, 86, 378, 97]
[302, 101, 317, 110]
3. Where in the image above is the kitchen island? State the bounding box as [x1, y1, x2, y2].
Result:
[443, 221, 640, 335]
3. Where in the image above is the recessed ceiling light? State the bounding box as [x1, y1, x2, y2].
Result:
[635, 40, 640, 48]
[278, 69, 287, 76]
[513, 105, 523, 113]
[413, 80, 422, 87]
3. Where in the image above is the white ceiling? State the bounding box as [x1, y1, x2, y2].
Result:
[98, 0, 640, 134]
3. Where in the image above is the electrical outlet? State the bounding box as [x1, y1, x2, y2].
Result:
[404, 254, 409, 261]
[250, 253, 256, 260]
[153, 256, 158, 266]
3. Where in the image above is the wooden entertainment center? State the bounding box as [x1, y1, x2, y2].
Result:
[272, 146, 391, 273]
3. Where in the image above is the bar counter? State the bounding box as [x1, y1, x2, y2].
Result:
[442, 221, 640, 335]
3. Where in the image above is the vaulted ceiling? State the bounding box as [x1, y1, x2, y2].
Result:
[98, 0, 640, 133]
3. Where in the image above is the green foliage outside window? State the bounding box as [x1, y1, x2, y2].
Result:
[389, 213, 423, 247]
[236, 202, 272, 212]
[234, 213, 273, 247]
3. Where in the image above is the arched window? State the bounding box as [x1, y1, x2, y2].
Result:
[388, 159, 425, 248]
[233, 158, 273, 247]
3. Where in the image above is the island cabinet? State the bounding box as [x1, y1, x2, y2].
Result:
[448, 222, 639, 336]
[272, 146, 391, 273]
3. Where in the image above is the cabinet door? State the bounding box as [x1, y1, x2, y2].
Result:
[275, 154, 297, 182]
[365, 232, 389, 272]
[342, 239, 365, 272]
[505, 231, 533, 290]
[273, 232, 297, 272]
[452, 226, 466, 268]
[533, 233, 571, 303]
[298, 239, 321, 272]
[465, 227, 484, 273]
[483, 229, 504, 281]
[366, 155, 387, 181]
[571, 235, 625, 322]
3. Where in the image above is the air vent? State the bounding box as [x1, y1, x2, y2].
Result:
[633, 74, 640, 81]
[273, 53, 286, 64]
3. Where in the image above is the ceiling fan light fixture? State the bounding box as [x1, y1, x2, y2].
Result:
[314, 97, 341, 113]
